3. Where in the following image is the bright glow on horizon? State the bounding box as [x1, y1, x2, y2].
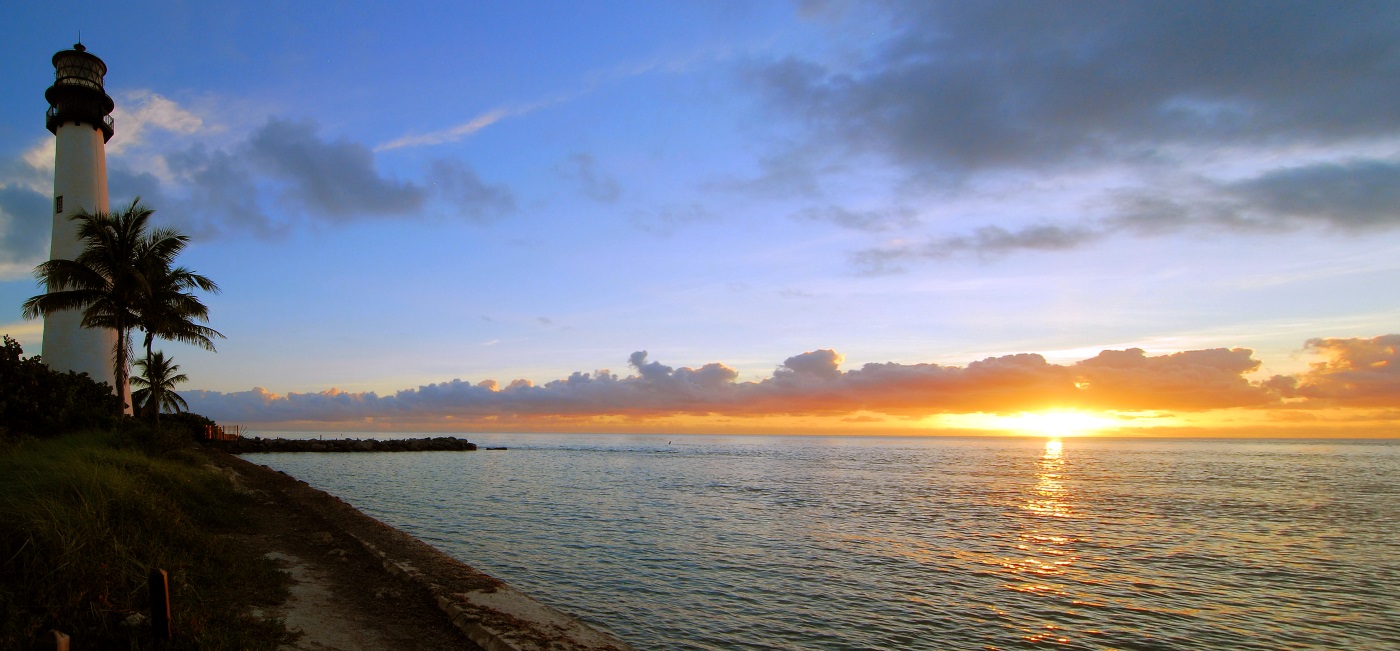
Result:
[936, 410, 1123, 437]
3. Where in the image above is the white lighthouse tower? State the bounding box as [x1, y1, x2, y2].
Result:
[41, 43, 119, 394]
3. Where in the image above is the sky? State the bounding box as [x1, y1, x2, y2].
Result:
[1, 1, 1397, 436]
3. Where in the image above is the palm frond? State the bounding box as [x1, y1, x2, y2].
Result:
[27, 197, 220, 411]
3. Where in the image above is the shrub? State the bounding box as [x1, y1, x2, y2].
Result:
[163, 411, 217, 442]
[0, 336, 123, 441]
[109, 412, 220, 459]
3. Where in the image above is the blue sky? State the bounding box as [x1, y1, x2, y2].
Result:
[2, 1, 1397, 433]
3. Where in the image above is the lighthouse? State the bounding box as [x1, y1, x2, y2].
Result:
[41, 43, 120, 394]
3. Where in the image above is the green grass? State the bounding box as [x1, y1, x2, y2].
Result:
[0, 431, 295, 649]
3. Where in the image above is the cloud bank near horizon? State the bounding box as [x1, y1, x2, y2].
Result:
[183, 335, 1400, 428]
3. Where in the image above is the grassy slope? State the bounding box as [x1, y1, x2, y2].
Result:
[0, 431, 295, 649]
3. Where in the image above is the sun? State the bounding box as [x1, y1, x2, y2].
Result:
[1004, 410, 1118, 437]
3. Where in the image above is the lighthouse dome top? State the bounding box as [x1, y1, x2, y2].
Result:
[50, 45, 109, 95]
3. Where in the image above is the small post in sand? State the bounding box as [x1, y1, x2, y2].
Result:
[149, 568, 172, 642]
[39, 630, 69, 651]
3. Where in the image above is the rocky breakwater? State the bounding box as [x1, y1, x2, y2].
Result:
[213, 436, 478, 454]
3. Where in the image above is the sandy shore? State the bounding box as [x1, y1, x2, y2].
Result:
[200, 448, 635, 651]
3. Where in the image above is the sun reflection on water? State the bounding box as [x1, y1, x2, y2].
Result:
[1001, 438, 1084, 645]
[1022, 439, 1072, 518]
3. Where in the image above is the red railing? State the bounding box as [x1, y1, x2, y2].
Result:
[203, 425, 243, 441]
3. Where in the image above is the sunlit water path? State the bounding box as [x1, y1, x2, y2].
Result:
[248, 435, 1400, 649]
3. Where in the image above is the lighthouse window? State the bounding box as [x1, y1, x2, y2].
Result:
[55, 196, 62, 213]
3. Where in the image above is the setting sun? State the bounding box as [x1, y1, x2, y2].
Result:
[1011, 410, 1120, 437]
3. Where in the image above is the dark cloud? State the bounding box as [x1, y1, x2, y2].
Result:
[744, 1, 1400, 268]
[161, 145, 285, 238]
[848, 154, 1400, 268]
[1107, 158, 1400, 236]
[851, 223, 1104, 273]
[91, 118, 518, 238]
[1104, 191, 1220, 235]
[246, 118, 425, 218]
[0, 185, 52, 269]
[1225, 160, 1400, 231]
[102, 154, 282, 241]
[936, 224, 1103, 255]
[427, 159, 516, 222]
[557, 153, 621, 203]
[753, 1, 1400, 174]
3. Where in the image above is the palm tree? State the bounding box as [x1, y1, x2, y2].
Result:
[131, 351, 189, 423]
[133, 242, 224, 373]
[22, 198, 218, 413]
[23, 199, 155, 407]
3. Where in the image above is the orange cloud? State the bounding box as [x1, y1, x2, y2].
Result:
[1073, 347, 1271, 410]
[1286, 335, 1400, 407]
[185, 339, 1358, 429]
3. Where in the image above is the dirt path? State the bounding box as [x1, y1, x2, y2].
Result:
[203, 450, 484, 651]
[202, 447, 634, 651]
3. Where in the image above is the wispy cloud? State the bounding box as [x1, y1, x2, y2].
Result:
[375, 104, 542, 152]
[108, 90, 205, 156]
[376, 45, 731, 153]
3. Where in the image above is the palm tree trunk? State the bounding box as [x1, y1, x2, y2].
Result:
[144, 331, 156, 422]
[113, 323, 130, 415]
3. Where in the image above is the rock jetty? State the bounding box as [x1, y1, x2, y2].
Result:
[211, 436, 478, 454]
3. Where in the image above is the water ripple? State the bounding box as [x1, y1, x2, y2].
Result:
[250, 435, 1400, 650]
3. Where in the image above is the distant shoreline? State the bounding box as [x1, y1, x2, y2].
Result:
[209, 435, 478, 453]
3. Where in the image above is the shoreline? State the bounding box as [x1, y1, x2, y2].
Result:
[202, 447, 635, 651]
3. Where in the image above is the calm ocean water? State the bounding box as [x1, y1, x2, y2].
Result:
[247, 434, 1400, 650]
